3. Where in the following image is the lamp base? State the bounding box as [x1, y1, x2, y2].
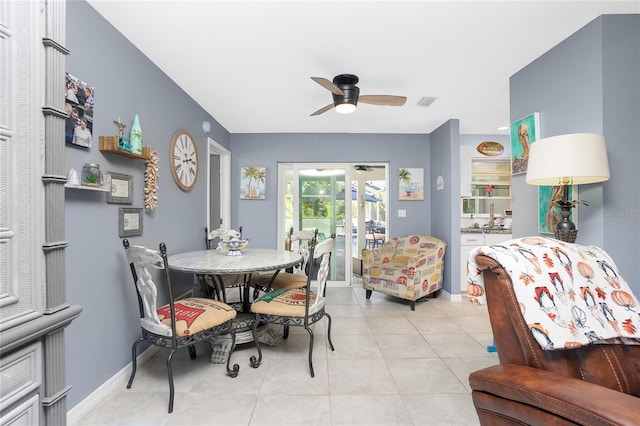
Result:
[554, 200, 577, 243]
[554, 224, 577, 243]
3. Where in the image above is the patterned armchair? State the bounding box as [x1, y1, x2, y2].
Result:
[362, 235, 446, 310]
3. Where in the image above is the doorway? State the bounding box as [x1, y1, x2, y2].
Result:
[208, 138, 231, 232]
[278, 163, 388, 284]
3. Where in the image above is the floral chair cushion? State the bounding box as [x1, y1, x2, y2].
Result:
[467, 236, 640, 350]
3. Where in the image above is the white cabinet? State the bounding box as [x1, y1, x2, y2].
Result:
[460, 233, 485, 292]
[484, 233, 513, 246]
[460, 233, 512, 292]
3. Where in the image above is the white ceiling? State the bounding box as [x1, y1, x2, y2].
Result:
[87, 1, 639, 135]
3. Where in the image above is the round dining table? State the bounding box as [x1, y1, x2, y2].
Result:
[168, 247, 303, 363]
[168, 247, 303, 275]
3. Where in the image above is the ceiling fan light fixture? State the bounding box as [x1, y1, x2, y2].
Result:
[335, 101, 357, 114]
[333, 83, 360, 114]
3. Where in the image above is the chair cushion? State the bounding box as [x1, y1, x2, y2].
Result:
[251, 288, 316, 317]
[252, 272, 307, 290]
[271, 272, 307, 290]
[156, 297, 237, 337]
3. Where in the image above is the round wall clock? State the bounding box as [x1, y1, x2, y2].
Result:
[170, 129, 198, 191]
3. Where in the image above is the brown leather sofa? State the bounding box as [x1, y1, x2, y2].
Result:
[469, 254, 640, 426]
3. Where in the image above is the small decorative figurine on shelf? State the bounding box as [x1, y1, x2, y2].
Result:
[485, 185, 494, 197]
[113, 117, 131, 151]
[113, 117, 126, 137]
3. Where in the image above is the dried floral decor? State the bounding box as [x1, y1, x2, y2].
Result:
[144, 151, 159, 212]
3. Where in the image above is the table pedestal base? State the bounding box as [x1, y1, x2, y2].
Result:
[209, 321, 283, 364]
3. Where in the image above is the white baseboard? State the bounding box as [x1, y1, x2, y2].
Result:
[442, 289, 463, 302]
[66, 345, 161, 425]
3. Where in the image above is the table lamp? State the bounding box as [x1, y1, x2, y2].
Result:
[525, 133, 610, 243]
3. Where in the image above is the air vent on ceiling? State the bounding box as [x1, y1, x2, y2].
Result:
[416, 97, 437, 107]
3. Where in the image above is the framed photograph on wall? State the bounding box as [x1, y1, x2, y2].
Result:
[105, 172, 133, 204]
[65, 72, 95, 148]
[119, 207, 143, 237]
[398, 167, 424, 200]
[510, 112, 540, 175]
[240, 166, 266, 199]
[538, 185, 577, 234]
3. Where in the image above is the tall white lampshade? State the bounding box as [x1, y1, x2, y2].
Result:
[526, 133, 610, 186]
[525, 133, 610, 243]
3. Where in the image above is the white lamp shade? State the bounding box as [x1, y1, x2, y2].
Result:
[525, 133, 610, 186]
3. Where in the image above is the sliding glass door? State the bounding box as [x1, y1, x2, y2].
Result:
[278, 162, 388, 285]
[279, 164, 351, 284]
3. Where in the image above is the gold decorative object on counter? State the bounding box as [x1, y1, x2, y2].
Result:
[144, 151, 159, 212]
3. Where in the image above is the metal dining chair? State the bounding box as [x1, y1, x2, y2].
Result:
[249, 234, 335, 377]
[123, 239, 239, 413]
[252, 228, 317, 294]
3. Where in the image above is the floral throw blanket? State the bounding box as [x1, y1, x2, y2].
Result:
[467, 236, 640, 350]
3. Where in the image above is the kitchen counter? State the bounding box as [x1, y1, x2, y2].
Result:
[461, 228, 512, 234]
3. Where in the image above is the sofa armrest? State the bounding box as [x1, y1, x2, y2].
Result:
[470, 364, 640, 426]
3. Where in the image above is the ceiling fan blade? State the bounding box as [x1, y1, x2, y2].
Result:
[359, 95, 407, 106]
[310, 103, 335, 116]
[311, 77, 344, 96]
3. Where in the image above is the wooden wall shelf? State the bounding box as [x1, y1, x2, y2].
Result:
[99, 136, 150, 160]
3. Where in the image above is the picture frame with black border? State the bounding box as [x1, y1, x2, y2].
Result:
[119, 207, 143, 237]
[106, 172, 133, 204]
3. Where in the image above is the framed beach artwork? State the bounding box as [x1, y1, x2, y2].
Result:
[398, 167, 424, 200]
[538, 185, 577, 234]
[510, 112, 540, 175]
[65, 72, 95, 148]
[240, 166, 266, 199]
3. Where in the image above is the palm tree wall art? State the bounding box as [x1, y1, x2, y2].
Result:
[398, 167, 424, 200]
[241, 166, 266, 199]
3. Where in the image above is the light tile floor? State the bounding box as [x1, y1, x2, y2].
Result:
[72, 281, 498, 425]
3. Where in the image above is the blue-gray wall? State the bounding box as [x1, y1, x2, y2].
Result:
[510, 14, 640, 295]
[601, 15, 640, 287]
[64, 1, 229, 407]
[229, 133, 432, 246]
[429, 120, 460, 294]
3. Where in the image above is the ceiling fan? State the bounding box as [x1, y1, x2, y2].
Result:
[310, 74, 407, 116]
[354, 164, 374, 172]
